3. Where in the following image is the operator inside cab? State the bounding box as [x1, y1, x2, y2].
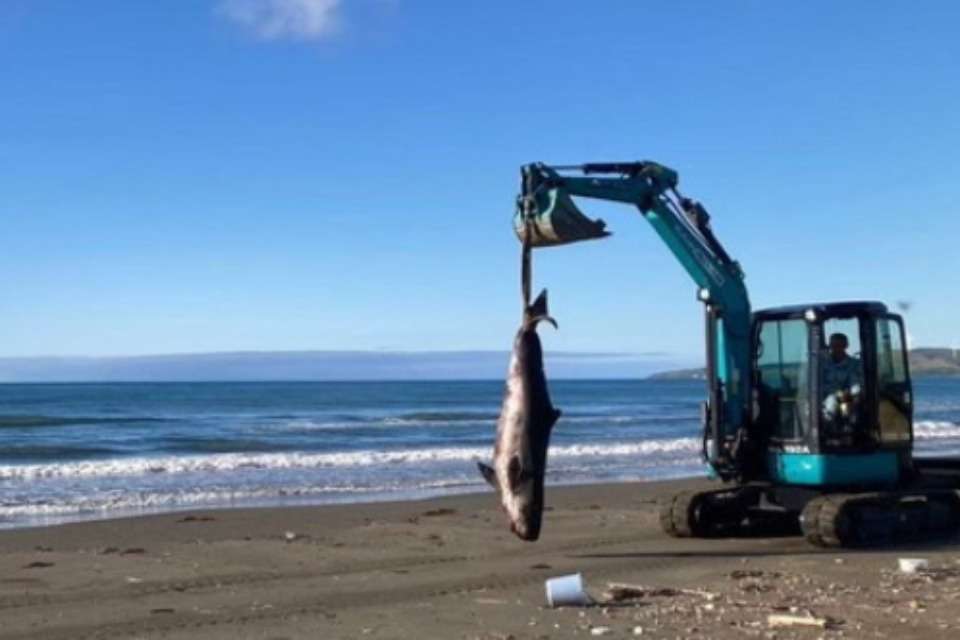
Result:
[821, 333, 863, 429]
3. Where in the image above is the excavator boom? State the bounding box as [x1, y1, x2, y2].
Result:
[516, 162, 751, 479]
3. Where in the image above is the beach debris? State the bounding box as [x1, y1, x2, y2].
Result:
[738, 581, 773, 594]
[729, 569, 780, 580]
[121, 547, 146, 555]
[589, 626, 612, 636]
[898, 558, 929, 574]
[422, 507, 457, 517]
[545, 573, 593, 607]
[767, 613, 833, 629]
[632, 626, 644, 635]
[177, 515, 216, 523]
[33, 545, 53, 552]
[150, 608, 175, 615]
[99, 546, 120, 555]
[22, 561, 55, 569]
[125, 576, 143, 583]
[284, 531, 298, 542]
[604, 583, 718, 603]
[605, 584, 677, 601]
[530, 563, 552, 570]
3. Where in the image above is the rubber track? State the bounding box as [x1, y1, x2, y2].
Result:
[801, 491, 960, 548]
[660, 487, 756, 538]
[660, 490, 697, 537]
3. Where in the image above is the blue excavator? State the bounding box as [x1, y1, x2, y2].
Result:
[516, 161, 960, 547]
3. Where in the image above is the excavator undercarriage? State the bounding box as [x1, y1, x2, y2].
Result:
[660, 469, 960, 548]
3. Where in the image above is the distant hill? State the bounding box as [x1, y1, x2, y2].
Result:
[649, 348, 960, 380]
[647, 367, 707, 381]
[909, 348, 960, 376]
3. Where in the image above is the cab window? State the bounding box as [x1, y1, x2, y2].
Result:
[755, 319, 810, 441]
[876, 317, 912, 443]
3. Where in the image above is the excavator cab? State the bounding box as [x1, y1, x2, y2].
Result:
[750, 302, 913, 487]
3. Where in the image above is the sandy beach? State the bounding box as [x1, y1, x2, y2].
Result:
[2, 478, 960, 639]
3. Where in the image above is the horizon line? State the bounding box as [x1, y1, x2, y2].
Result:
[0, 344, 951, 361]
[0, 375, 691, 385]
[0, 348, 684, 361]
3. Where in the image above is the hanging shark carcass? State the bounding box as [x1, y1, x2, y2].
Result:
[475, 162, 611, 540]
[478, 286, 561, 541]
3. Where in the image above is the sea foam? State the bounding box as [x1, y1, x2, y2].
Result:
[0, 438, 701, 481]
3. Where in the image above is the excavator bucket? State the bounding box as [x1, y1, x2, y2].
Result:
[514, 175, 610, 248]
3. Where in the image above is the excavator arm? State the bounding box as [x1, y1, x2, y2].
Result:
[516, 162, 752, 479]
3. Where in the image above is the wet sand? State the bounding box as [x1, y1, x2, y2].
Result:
[2, 478, 960, 639]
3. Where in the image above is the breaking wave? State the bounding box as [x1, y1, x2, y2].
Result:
[277, 412, 693, 432]
[914, 420, 960, 439]
[3, 421, 957, 483]
[0, 438, 700, 482]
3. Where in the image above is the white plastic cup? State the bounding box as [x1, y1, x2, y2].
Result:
[545, 573, 592, 608]
[898, 558, 929, 574]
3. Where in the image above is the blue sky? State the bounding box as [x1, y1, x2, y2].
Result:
[2, 1, 958, 359]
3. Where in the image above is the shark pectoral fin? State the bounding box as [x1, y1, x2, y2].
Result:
[477, 462, 497, 488]
[527, 290, 558, 330]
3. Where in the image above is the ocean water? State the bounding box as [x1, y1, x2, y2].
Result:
[1, 378, 959, 529]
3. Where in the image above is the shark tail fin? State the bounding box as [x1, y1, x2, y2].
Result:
[525, 289, 558, 330]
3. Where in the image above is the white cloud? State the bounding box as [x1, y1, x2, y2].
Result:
[219, 0, 342, 41]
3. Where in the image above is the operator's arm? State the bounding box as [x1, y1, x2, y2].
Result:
[848, 358, 864, 394]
